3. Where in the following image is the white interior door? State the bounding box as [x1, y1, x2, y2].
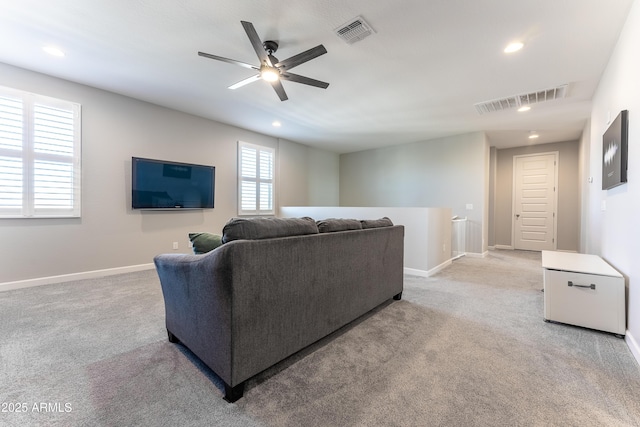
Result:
[513, 153, 557, 251]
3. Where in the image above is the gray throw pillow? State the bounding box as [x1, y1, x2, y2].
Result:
[222, 217, 318, 243]
[316, 218, 363, 233]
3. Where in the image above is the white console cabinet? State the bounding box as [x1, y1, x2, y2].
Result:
[542, 251, 625, 336]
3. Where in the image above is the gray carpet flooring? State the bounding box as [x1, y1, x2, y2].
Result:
[2, 250, 640, 426]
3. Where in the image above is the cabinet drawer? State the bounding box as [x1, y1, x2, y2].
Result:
[544, 269, 625, 335]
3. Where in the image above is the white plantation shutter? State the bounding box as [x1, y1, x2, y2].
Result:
[0, 95, 23, 212]
[0, 86, 81, 218]
[238, 141, 274, 215]
[0, 156, 22, 209]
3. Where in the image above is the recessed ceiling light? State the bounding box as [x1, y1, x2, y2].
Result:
[528, 133, 539, 139]
[504, 42, 524, 53]
[272, 121, 281, 127]
[43, 46, 65, 57]
[518, 106, 531, 112]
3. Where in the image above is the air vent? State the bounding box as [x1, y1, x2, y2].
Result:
[334, 16, 375, 44]
[474, 84, 568, 114]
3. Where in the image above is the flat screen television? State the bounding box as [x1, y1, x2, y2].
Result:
[602, 110, 629, 190]
[132, 157, 215, 209]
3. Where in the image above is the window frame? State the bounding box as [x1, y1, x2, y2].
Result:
[0, 85, 81, 218]
[237, 141, 275, 216]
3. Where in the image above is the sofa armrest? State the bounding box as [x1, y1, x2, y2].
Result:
[154, 249, 234, 384]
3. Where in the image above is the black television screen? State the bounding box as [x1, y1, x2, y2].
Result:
[602, 110, 629, 190]
[132, 157, 215, 209]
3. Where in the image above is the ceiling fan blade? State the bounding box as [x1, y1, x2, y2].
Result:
[270, 80, 288, 101]
[280, 72, 329, 89]
[228, 74, 261, 90]
[276, 45, 327, 70]
[241, 21, 272, 66]
[198, 51, 259, 70]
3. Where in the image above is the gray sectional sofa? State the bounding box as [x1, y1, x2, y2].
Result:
[154, 216, 404, 402]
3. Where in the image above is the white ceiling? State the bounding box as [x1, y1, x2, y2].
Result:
[0, 0, 634, 153]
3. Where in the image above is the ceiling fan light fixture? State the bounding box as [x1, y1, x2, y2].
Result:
[198, 21, 329, 101]
[260, 66, 280, 82]
[504, 42, 524, 53]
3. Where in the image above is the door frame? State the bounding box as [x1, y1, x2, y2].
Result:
[511, 151, 559, 251]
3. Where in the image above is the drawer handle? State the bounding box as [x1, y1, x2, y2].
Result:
[567, 281, 596, 290]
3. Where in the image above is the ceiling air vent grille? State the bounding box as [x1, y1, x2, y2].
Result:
[474, 84, 568, 114]
[335, 16, 375, 44]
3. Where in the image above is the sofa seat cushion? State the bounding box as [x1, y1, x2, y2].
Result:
[189, 232, 223, 254]
[222, 217, 318, 243]
[361, 217, 394, 229]
[316, 218, 363, 233]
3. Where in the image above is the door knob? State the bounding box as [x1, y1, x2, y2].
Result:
[515, 214, 520, 219]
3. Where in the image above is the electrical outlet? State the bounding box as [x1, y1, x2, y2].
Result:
[172, 242, 179, 250]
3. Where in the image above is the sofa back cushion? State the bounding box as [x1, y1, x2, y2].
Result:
[316, 218, 363, 233]
[360, 217, 394, 229]
[222, 217, 319, 243]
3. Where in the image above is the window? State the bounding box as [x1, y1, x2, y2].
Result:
[0, 86, 81, 218]
[238, 141, 275, 216]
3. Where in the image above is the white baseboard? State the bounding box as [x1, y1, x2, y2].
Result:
[404, 267, 430, 277]
[404, 259, 452, 278]
[0, 263, 155, 292]
[466, 251, 488, 258]
[429, 259, 453, 275]
[495, 245, 514, 250]
[625, 330, 640, 367]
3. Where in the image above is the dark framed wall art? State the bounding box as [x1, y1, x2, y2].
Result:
[602, 110, 629, 190]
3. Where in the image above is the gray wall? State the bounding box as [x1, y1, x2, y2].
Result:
[578, 120, 590, 254]
[278, 139, 339, 207]
[488, 147, 498, 247]
[586, 0, 640, 358]
[493, 140, 580, 251]
[1, 62, 339, 283]
[339, 132, 489, 255]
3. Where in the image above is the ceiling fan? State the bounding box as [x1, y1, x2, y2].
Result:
[198, 21, 329, 102]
